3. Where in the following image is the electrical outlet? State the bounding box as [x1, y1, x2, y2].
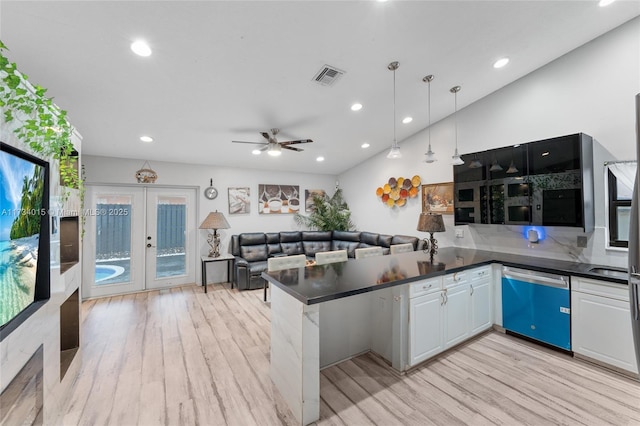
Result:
[455, 229, 464, 238]
[577, 235, 588, 248]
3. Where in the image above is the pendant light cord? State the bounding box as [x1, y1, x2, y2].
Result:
[393, 67, 397, 147]
[427, 78, 431, 147]
[454, 89, 458, 151]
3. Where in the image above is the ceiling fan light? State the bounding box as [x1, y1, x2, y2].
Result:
[252, 149, 261, 155]
[267, 144, 282, 156]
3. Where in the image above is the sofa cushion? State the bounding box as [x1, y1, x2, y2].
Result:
[303, 241, 332, 256]
[265, 232, 282, 257]
[240, 244, 268, 262]
[280, 231, 302, 242]
[391, 235, 419, 250]
[331, 240, 360, 258]
[360, 232, 379, 246]
[302, 231, 333, 241]
[332, 230, 361, 242]
[239, 232, 267, 245]
[281, 241, 304, 256]
[247, 260, 268, 274]
[378, 234, 393, 248]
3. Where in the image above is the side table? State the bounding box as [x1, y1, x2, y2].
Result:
[201, 254, 235, 293]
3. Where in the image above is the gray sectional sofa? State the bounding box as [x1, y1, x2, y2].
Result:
[230, 230, 421, 290]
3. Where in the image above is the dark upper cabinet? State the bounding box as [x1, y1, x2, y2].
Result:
[453, 133, 594, 231]
[528, 134, 581, 175]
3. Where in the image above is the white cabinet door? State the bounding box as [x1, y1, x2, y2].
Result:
[444, 284, 470, 349]
[572, 290, 638, 374]
[409, 291, 443, 366]
[470, 279, 492, 335]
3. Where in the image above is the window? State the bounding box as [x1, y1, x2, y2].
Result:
[606, 162, 636, 249]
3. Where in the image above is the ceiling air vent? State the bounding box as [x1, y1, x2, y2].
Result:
[312, 65, 345, 87]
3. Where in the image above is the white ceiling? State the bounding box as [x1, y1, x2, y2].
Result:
[1, 1, 639, 175]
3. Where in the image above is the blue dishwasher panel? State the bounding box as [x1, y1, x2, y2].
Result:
[502, 274, 571, 351]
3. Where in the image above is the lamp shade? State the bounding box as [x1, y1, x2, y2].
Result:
[199, 211, 230, 230]
[417, 212, 446, 233]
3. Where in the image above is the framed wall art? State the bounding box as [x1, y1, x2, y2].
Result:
[422, 182, 454, 214]
[258, 184, 300, 214]
[228, 187, 250, 214]
[305, 189, 326, 212]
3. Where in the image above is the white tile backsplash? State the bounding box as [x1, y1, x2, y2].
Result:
[455, 224, 628, 269]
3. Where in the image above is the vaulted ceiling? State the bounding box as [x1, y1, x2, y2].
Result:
[2, 1, 639, 174]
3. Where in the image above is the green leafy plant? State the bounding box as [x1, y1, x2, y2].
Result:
[0, 39, 81, 196]
[294, 188, 355, 231]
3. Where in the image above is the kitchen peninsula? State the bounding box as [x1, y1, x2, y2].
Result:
[262, 247, 629, 425]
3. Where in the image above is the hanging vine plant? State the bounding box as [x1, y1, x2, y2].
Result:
[0, 40, 81, 195]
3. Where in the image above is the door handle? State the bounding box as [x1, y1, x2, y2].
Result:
[631, 273, 640, 320]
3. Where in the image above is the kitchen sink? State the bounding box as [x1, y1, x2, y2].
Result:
[588, 267, 628, 280]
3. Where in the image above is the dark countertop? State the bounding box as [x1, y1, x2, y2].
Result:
[262, 247, 628, 305]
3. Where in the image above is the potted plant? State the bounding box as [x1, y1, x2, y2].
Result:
[294, 188, 355, 231]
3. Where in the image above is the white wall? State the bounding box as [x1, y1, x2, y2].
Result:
[82, 155, 337, 282]
[338, 16, 640, 268]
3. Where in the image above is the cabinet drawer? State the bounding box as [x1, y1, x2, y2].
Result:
[572, 276, 629, 301]
[469, 266, 492, 282]
[444, 271, 468, 288]
[410, 277, 442, 298]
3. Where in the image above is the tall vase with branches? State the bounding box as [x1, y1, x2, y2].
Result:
[294, 189, 355, 231]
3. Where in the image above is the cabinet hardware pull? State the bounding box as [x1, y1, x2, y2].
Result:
[470, 284, 474, 296]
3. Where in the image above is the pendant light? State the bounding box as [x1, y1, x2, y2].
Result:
[450, 85, 464, 165]
[386, 61, 402, 159]
[423, 74, 437, 163]
[489, 155, 504, 172]
[506, 146, 519, 173]
[469, 154, 483, 169]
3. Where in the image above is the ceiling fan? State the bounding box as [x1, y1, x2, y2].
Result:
[232, 128, 313, 156]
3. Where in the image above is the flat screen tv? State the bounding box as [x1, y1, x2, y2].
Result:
[0, 142, 50, 341]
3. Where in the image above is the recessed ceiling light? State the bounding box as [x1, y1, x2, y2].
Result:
[599, 0, 616, 6]
[131, 40, 152, 57]
[493, 57, 510, 69]
[361, 143, 370, 149]
[351, 103, 363, 111]
[402, 117, 413, 124]
[252, 149, 261, 155]
[140, 135, 153, 142]
[316, 156, 325, 162]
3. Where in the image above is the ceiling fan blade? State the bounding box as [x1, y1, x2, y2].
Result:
[279, 139, 313, 146]
[260, 145, 270, 151]
[232, 140, 268, 145]
[282, 145, 304, 152]
[260, 132, 271, 141]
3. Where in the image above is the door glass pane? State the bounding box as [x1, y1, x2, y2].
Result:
[156, 196, 186, 278]
[95, 195, 131, 285]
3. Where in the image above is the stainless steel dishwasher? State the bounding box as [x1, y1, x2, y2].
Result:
[502, 266, 571, 351]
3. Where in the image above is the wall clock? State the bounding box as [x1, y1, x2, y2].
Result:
[204, 179, 218, 200]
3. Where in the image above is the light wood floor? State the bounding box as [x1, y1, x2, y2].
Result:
[61, 283, 640, 426]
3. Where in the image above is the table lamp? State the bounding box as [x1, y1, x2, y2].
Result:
[417, 211, 446, 263]
[199, 211, 230, 257]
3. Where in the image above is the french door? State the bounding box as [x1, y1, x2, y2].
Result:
[82, 185, 197, 299]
